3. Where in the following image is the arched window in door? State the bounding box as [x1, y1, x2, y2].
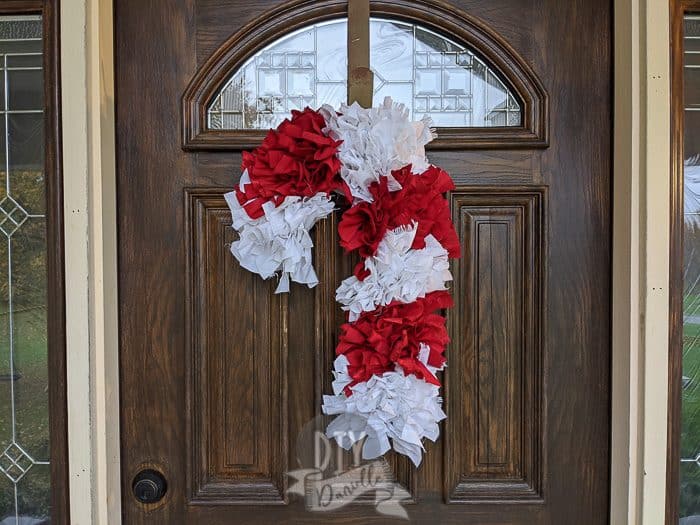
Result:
[182, 2, 547, 149]
[206, 18, 522, 130]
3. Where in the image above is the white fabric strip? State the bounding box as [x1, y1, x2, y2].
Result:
[225, 175, 335, 293]
[320, 97, 435, 203]
[321, 98, 451, 466]
[335, 223, 452, 321]
[322, 352, 446, 467]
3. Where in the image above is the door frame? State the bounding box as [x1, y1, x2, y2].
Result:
[610, 0, 672, 523]
[59, 0, 670, 522]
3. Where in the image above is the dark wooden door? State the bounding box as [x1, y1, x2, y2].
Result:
[116, 1, 612, 523]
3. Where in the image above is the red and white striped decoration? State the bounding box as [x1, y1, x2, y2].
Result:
[226, 98, 460, 467]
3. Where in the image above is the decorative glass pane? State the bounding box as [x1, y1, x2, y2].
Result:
[207, 17, 521, 130]
[0, 15, 50, 524]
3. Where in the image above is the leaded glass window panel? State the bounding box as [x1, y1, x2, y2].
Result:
[207, 17, 522, 130]
[0, 14, 50, 524]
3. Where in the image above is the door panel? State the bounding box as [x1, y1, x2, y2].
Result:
[446, 188, 544, 503]
[186, 190, 288, 504]
[116, 1, 611, 523]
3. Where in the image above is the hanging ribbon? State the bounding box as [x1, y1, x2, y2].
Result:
[347, 0, 373, 107]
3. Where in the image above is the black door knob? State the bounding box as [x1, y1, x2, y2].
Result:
[132, 469, 167, 504]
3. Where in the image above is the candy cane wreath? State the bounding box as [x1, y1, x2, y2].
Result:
[225, 97, 460, 466]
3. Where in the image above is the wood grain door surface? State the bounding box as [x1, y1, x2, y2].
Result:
[115, 1, 612, 523]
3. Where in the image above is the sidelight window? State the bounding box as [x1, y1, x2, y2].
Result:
[0, 14, 51, 524]
[673, 10, 700, 523]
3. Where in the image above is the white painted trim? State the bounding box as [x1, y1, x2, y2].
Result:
[86, 0, 121, 521]
[61, 0, 121, 523]
[611, 0, 671, 523]
[61, 0, 92, 521]
[612, 0, 641, 522]
[640, 0, 671, 521]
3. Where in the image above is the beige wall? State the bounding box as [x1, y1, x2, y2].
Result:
[59, 0, 671, 522]
[612, 0, 671, 523]
[61, 0, 120, 523]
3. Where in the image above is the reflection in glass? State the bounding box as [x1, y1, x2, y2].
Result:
[207, 18, 521, 130]
[0, 15, 50, 524]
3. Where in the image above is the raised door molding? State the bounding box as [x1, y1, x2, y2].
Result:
[445, 186, 545, 503]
